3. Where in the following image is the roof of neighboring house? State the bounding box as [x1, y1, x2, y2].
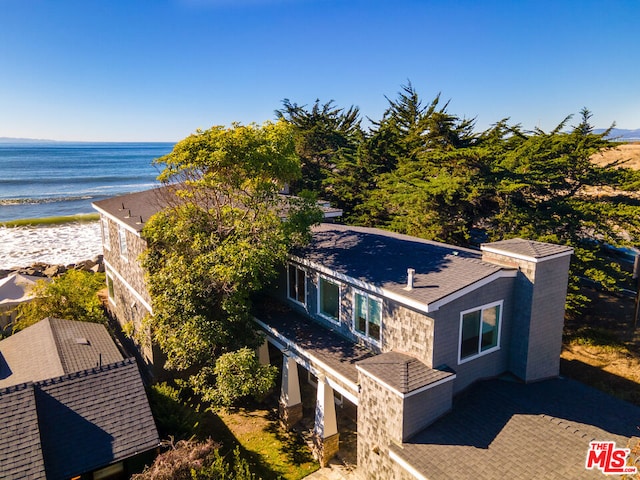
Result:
[0, 273, 42, 309]
[0, 383, 46, 479]
[481, 238, 573, 261]
[390, 377, 640, 480]
[0, 358, 159, 480]
[293, 223, 514, 311]
[357, 352, 455, 395]
[92, 185, 342, 234]
[0, 317, 124, 388]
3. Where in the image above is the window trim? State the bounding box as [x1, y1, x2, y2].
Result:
[106, 271, 115, 305]
[457, 300, 503, 365]
[101, 217, 111, 251]
[352, 289, 383, 346]
[118, 225, 128, 261]
[287, 263, 307, 307]
[317, 274, 341, 324]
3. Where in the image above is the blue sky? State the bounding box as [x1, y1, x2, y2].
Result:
[1, 0, 639, 142]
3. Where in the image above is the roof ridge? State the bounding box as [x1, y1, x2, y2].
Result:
[47, 317, 72, 373]
[0, 381, 35, 396]
[540, 413, 596, 442]
[35, 357, 137, 387]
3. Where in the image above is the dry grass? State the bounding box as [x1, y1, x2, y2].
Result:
[591, 143, 640, 169]
[562, 290, 640, 405]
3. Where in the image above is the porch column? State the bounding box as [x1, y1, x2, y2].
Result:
[279, 353, 303, 429]
[257, 338, 270, 365]
[313, 375, 339, 467]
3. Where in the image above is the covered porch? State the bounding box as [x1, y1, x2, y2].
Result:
[254, 301, 374, 466]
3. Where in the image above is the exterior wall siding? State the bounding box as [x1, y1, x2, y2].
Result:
[383, 303, 435, 367]
[357, 372, 404, 479]
[402, 380, 454, 440]
[432, 277, 515, 393]
[524, 255, 571, 381]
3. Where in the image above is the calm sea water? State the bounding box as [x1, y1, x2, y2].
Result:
[0, 142, 174, 221]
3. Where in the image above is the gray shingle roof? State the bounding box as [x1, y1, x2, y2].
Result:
[0, 383, 47, 479]
[391, 377, 640, 480]
[38, 359, 160, 480]
[0, 318, 123, 388]
[357, 352, 454, 394]
[296, 224, 508, 309]
[0, 359, 159, 480]
[482, 238, 573, 260]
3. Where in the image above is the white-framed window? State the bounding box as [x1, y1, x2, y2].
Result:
[106, 272, 115, 304]
[101, 217, 111, 251]
[458, 300, 503, 364]
[287, 264, 306, 305]
[353, 290, 382, 343]
[118, 225, 128, 260]
[318, 275, 340, 323]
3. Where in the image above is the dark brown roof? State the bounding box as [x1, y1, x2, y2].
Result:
[0, 359, 160, 480]
[391, 377, 640, 480]
[296, 224, 510, 309]
[482, 238, 573, 260]
[93, 185, 342, 234]
[0, 317, 123, 388]
[357, 351, 454, 394]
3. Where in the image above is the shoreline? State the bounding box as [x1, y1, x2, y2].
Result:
[0, 219, 103, 270]
[0, 213, 100, 227]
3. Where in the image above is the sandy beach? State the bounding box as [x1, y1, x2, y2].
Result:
[0, 222, 102, 270]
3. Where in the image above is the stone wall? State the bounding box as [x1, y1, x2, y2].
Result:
[383, 303, 434, 367]
[357, 371, 405, 479]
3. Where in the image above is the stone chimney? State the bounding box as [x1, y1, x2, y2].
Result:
[481, 239, 573, 382]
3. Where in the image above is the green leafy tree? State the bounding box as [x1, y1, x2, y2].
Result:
[141, 121, 322, 404]
[196, 347, 277, 406]
[13, 270, 106, 331]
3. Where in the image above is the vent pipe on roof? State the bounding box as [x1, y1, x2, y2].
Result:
[406, 268, 415, 290]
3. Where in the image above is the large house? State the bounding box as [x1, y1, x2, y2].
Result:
[93, 188, 640, 479]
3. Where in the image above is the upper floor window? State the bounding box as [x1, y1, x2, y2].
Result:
[459, 301, 502, 364]
[101, 218, 111, 250]
[119, 225, 128, 260]
[288, 264, 306, 305]
[106, 272, 115, 303]
[354, 291, 382, 343]
[318, 276, 340, 322]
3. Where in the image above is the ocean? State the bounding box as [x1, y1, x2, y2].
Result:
[0, 142, 174, 222]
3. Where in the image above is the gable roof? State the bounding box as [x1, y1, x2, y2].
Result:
[0, 317, 124, 388]
[293, 224, 515, 312]
[0, 383, 46, 479]
[390, 377, 640, 480]
[357, 352, 455, 396]
[0, 359, 160, 480]
[37, 359, 160, 479]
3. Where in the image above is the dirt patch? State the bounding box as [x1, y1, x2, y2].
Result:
[561, 289, 640, 405]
